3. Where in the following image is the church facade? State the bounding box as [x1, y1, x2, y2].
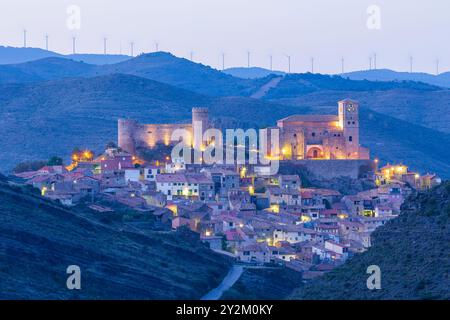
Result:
[275, 99, 369, 160]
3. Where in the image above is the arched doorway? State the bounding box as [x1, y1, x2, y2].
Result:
[307, 147, 323, 159]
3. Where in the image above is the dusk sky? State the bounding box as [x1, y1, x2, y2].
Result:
[1, 0, 449, 73]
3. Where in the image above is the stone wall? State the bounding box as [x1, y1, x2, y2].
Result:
[280, 159, 375, 180]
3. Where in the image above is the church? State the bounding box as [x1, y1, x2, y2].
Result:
[274, 99, 370, 160]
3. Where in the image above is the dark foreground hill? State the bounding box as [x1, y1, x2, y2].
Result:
[0, 180, 231, 299]
[291, 181, 450, 300]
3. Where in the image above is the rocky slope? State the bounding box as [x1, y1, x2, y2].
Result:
[291, 181, 450, 300]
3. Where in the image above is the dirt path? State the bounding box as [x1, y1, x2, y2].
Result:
[250, 76, 283, 99]
[200, 265, 244, 300]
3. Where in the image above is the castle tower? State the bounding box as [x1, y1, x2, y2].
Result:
[338, 99, 360, 159]
[192, 107, 209, 150]
[118, 118, 137, 155]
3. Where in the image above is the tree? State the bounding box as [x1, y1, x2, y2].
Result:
[47, 156, 63, 166]
[13, 160, 47, 173]
[106, 141, 117, 149]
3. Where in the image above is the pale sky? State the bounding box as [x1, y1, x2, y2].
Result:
[0, 0, 449, 74]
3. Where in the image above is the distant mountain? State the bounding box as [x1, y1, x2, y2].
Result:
[0, 46, 62, 64]
[0, 73, 449, 178]
[223, 67, 285, 79]
[263, 73, 440, 99]
[0, 52, 266, 96]
[291, 181, 450, 300]
[0, 178, 231, 299]
[65, 54, 131, 65]
[0, 46, 130, 65]
[1, 57, 97, 82]
[98, 52, 267, 96]
[343, 69, 450, 89]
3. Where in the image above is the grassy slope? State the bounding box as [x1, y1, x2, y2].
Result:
[290, 182, 450, 300]
[0, 181, 231, 299]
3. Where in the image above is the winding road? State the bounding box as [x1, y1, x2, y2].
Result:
[200, 265, 244, 300]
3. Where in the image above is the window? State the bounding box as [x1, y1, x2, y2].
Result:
[349, 136, 353, 142]
[312, 132, 316, 137]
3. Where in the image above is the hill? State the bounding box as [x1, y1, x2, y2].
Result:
[291, 181, 450, 300]
[343, 69, 450, 89]
[0, 57, 97, 82]
[65, 54, 131, 65]
[223, 67, 285, 79]
[263, 73, 440, 99]
[0, 46, 130, 65]
[1, 74, 450, 178]
[0, 178, 231, 299]
[97, 52, 267, 96]
[0, 52, 265, 96]
[0, 46, 62, 64]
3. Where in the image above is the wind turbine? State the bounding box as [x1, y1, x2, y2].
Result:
[269, 55, 273, 71]
[155, 42, 159, 52]
[103, 37, 107, 55]
[247, 51, 251, 68]
[190, 51, 194, 61]
[311, 57, 315, 73]
[45, 34, 49, 51]
[130, 42, 134, 57]
[341, 57, 345, 74]
[436, 59, 440, 75]
[23, 29, 27, 48]
[369, 57, 373, 70]
[72, 36, 76, 54]
[409, 56, 413, 73]
[222, 53, 225, 71]
[373, 53, 377, 69]
[285, 54, 291, 73]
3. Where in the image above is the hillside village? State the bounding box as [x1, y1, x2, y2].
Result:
[13, 140, 441, 279]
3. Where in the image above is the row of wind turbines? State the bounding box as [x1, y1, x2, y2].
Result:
[20, 30, 443, 75]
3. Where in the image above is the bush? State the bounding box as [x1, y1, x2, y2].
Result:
[13, 160, 47, 173]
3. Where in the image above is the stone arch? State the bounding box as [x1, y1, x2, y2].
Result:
[306, 146, 324, 159]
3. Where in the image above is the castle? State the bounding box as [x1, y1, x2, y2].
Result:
[118, 107, 209, 155]
[118, 99, 369, 160]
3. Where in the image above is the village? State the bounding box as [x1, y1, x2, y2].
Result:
[12, 140, 441, 279]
